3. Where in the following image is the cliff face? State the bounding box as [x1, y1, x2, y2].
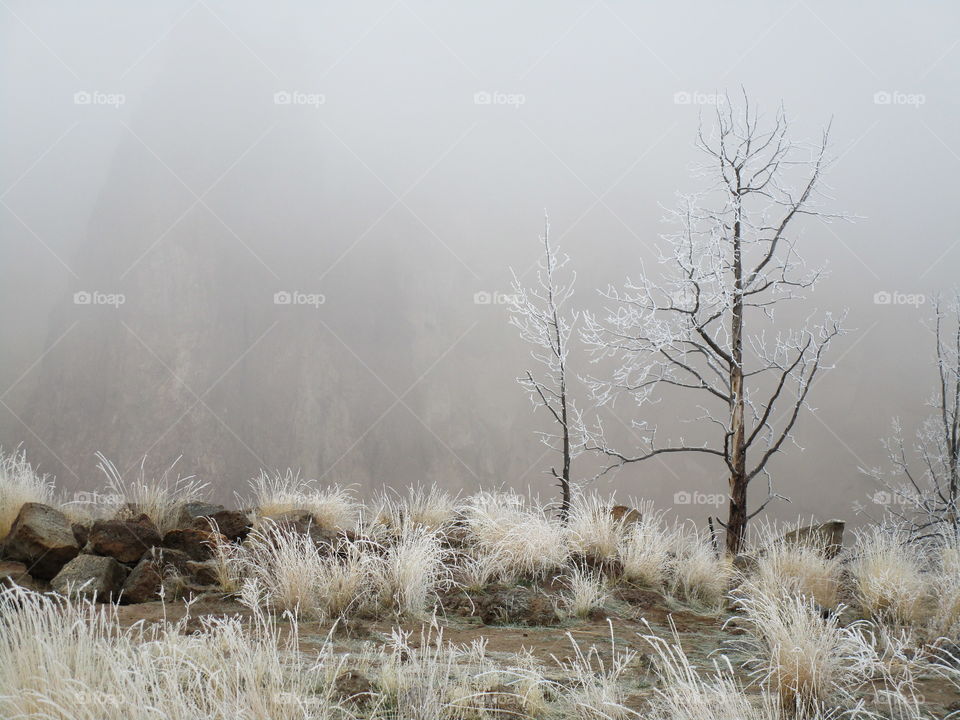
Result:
[13, 21, 531, 503]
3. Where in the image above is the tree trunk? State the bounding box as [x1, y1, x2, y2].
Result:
[726, 206, 748, 555]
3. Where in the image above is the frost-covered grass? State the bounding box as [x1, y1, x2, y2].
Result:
[249, 469, 360, 532]
[95, 453, 209, 535]
[849, 526, 931, 627]
[462, 491, 570, 581]
[669, 525, 733, 609]
[0, 447, 55, 539]
[618, 503, 677, 588]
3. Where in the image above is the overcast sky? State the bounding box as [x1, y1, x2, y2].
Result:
[1, 1, 958, 524]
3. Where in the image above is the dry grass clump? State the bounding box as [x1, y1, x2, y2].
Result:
[668, 526, 733, 609]
[96, 453, 209, 534]
[370, 484, 461, 535]
[552, 625, 636, 720]
[249, 469, 360, 532]
[733, 581, 876, 715]
[752, 540, 842, 609]
[927, 544, 960, 640]
[369, 523, 451, 617]
[560, 565, 609, 618]
[462, 491, 569, 581]
[617, 504, 677, 588]
[566, 492, 626, 565]
[849, 526, 931, 626]
[0, 585, 345, 720]
[0, 447, 55, 539]
[241, 523, 372, 620]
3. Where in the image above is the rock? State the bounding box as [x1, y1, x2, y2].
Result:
[191, 510, 251, 541]
[88, 514, 162, 564]
[0, 560, 43, 591]
[71, 522, 90, 548]
[51, 554, 129, 599]
[161, 528, 227, 561]
[121, 548, 191, 603]
[610, 505, 643, 525]
[334, 670, 374, 707]
[472, 584, 562, 626]
[2, 503, 80, 579]
[782, 520, 845, 558]
[175, 501, 226, 528]
[257, 510, 340, 547]
[184, 560, 220, 586]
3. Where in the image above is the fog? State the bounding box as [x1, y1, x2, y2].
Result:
[1, 1, 958, 525]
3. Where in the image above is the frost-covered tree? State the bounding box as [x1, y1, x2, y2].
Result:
[861, 294, 960, 546]
[509, 214, 581, 520]
[581, 94, 847, 554]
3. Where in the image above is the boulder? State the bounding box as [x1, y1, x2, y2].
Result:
[191, 510, 252, 541]
[783, 520, 845, 558]
[610, 505, 643, 526]
[175, 501, 226, 528]
[71, 522, 90, 548]
[161, 528, 227, 562]
[3, 503, 80, 579]
[121, 547, 191, 603]
[87, 514, 162, 564]
[471, 584, 561, 626]
[51, 554, 129, 599]
[184, 560, 220, 586]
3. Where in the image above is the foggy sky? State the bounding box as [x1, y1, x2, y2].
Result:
[1, 1, 958, 525]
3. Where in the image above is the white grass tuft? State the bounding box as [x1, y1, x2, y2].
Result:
[849, 526, 931, 626]
[0, 447, 55, 539]
[618, 503, 677, 588]
[249, 469, 360, 532]
[95, 453, 208, 534]
[560, 565, 609, 619]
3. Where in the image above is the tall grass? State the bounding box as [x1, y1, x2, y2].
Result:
[96, 453, 209, 534]
[566, 492, 625, 564]
[0, 447, 55, 539]
[0, 585, 346, 720]
[462, 491, 569, 581]
[249, 469, 360, 532]
[849, 526, 931, 626]
[618, 504, 677, 588]
[669, 525, 733, 609]
[370, 523, 451, 617]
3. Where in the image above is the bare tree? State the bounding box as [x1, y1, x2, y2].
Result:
[861, 293, 960, 546]
[580, 93, 847, 554]
[508, 214, 580, 520]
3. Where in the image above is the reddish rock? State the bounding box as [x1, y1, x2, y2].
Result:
[121, 548, 191, 603]
[3, 503, 79, 579]
[161, 528, 227, 561]
[175, 501, 226, 527]
[191, 510, 252, 541]
[88, 514, 162, 564]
